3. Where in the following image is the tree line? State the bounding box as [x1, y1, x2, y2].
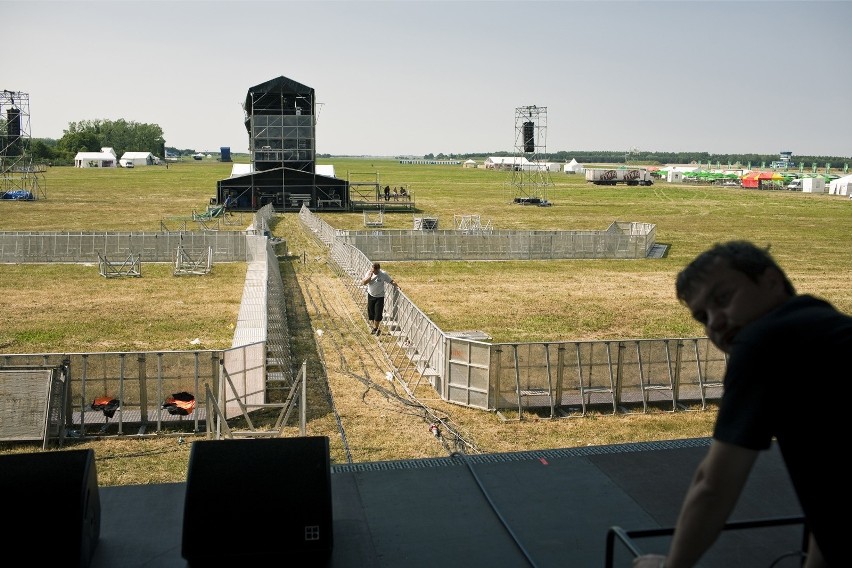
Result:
[16, 119, 166, 165]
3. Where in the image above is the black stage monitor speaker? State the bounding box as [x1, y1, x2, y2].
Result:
[182, 436, 333, 566]
[0, 449, 100, 568]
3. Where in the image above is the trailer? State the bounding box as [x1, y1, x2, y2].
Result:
[585, 168, 653, 186]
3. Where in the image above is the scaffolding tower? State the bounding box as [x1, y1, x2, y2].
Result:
[509, 105, 552, 205]
[1, 90, 45, 199]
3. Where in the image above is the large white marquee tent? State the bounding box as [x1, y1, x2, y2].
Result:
[828, 174, 852, 196]
[74, 147, 117, 168]
[119, 152, 160, 167]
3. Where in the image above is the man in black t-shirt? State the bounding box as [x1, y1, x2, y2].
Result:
[634, 241, 851, 568]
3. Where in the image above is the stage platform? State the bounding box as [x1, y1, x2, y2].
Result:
[90, 437, 805, 567]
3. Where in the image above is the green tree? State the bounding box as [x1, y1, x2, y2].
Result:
[57, 119, 166, 159]
[57, 122, 101, 155]
[31, 139, 58, 162]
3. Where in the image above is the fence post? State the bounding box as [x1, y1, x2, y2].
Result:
[300, 361, 307, 436]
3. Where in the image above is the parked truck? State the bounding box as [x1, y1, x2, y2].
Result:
[585, 168, 653, 186]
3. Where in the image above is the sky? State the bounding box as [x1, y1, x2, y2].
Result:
[6, 0, 852, 158]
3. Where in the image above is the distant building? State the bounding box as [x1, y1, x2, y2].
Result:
[771, 151, 795, 169]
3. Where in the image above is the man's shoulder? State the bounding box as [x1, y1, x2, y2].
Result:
[782, 295, 849, 320]
[757, 294, 852, 342]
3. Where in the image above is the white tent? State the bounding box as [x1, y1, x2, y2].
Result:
[119, 151, 159, 167]
[801, 177, 826, 194]
[230, 164, 253, 177]
[667, 171, 684, 183]
[530, 162, 561, 172]
[463, 159, 477, 168]
[74, 147, 117, 168]
[828, 174, 852, 196]
[563, 158, 583, 174]
[484, 156, 529, 170]
[316, 164, 336, 177]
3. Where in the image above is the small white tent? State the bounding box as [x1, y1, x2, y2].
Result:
[828, 174, 852, 196]
[801, 177, 826, 193]
[484, 156, 529, 170]
[230, 163, 253, 177]
[563, 158, 583, 174]
[667, 171, 684, 183]
[74, 147, 117, 168]
[463, 159, 477, 168]
[316, 164, 336, 177]
[120, 151, 159, 167]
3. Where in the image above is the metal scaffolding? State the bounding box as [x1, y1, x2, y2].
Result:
[1, 90, 45, 199]
[509, 105, 552, 205]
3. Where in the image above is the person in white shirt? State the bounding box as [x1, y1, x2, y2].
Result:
[361, 262, 398, 335]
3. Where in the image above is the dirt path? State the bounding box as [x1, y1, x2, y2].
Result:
[275, 215, 465, 466]
[273, 214, 718, 467]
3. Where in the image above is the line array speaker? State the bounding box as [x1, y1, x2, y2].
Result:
[523, 121, 535, 153]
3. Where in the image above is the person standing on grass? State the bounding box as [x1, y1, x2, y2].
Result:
[361, 262, 398, 336]
[633, 241, 851, 568]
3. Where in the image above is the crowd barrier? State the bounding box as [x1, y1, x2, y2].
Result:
[0, 205, 294, 440]
[301, 206, 724, 414]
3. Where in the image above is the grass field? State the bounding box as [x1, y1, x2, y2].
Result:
[4, 158, 850, 348]
[2, 158, 851, 484]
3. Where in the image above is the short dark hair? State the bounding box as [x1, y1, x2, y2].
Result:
[675, 241, 796, 303]
[372, 262, 381, 270]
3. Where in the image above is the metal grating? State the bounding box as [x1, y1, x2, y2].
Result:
[331, 437, 712, 473]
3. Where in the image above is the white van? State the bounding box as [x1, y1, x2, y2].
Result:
[786, 179, 802, 191]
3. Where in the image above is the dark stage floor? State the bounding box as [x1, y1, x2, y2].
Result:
[90, 438, 805, 567]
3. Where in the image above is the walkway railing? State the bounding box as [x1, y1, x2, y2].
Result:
[605, 517, 807, 568]
[301, 207, 724, 415]
[0, 205, 292, 438]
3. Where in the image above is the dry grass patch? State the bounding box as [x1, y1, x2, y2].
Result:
[0, 262, 245, 352]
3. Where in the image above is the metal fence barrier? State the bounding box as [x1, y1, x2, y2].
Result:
[302, 207, 724, 415]
[338, 224, 656, 261]
[0, 205, 294, 439]
[0, 230, 252, 263]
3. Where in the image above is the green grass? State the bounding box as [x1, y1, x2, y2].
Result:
[3, 159, 852, 348]
[317, 160, 852, 342]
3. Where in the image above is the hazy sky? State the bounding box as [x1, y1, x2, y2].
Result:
[6, 0, 851, 157]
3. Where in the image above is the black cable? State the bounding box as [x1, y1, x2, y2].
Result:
[450, 452, 540, 568]
[297, 228, 478, 458]
[768, 550, 806, 567]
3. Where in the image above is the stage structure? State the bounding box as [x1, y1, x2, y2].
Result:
[509, 105, 552, 206]
[215, 76, 348, 212]
[1, 90, 45, 200]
